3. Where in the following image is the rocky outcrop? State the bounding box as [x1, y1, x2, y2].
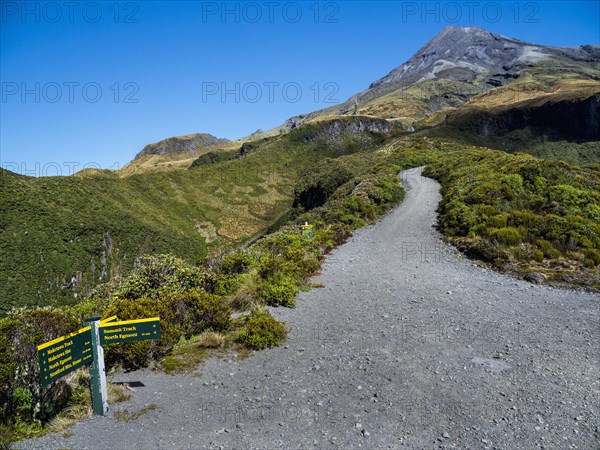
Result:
[297, 117, 394, 143]
[135, 133, 229, 159]
[447, 93, 600, 140]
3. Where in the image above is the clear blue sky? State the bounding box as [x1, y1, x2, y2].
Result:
[1, 1, 599, 175]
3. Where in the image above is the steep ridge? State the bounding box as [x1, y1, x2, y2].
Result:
[429, 80, 600, 162]
[447, 91, 600, 140]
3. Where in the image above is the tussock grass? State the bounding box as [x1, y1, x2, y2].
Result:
[108, 383, 132, 404]
[113, 404, 157, 422]
[228, 274, 260, 311]
[46, 405, 90, 434]
[197, 331, 226, 349]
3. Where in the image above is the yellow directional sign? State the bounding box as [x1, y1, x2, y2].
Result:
[37, 316, 161, 391]
[37, 326, 92, 387]
[101, 315, 118, 323]
[99, 317, 161, 345]
[301, 222, 314, 237]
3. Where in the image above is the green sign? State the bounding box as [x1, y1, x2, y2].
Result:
[37, 314, 161, 411]
[99, 317, 161, 345]
[301, 222, 314, 237]
[37, 326, 92, 387]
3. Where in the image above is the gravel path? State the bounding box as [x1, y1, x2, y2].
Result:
[18, 168, 599, 450]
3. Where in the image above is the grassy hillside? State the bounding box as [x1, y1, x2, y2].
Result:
[0, 117, 394, 315]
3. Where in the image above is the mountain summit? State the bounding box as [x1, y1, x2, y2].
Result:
[365, 25, 598, 93]
[275, 26, 599, 130]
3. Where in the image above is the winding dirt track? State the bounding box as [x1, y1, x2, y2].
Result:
[20, 168, 599, 449]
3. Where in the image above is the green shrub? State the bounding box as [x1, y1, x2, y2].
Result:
[531, 249, 544, 262]
[238, 309, 287, 350]
[184, 291, 231, 336]
[536, 239, 561, 259]
[502, 173, 524, 193]
[510, 211, 540, 228]
[220, 250, 254, 275]
[327, 222, 353, 246]
[541, 215, 570, 243]
[487, 214, 508, 228]
[549, 184, 585, 208]
[115, 255, 215, 300]
[478, 205, 497, 217]
[343, 196, 377, 221]
[257, 233, 321, 280]
[256, 275, 299, 308]
[0, 308, 80, 431]
[352, 174, 403, 206]
[491, 227, 522, 245]
[466, 182, 503, 204]
[584, 249, 600, 267]
[12, 387, 33, 420]
[441, 201, 478, 236]
[213, 273, 248, 296]
[585, 203, 600, 222]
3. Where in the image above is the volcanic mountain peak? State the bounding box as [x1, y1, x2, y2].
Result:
[370, 26, 599, 90]
[270, 26, 599, 134]
[372, 26, 541, 88]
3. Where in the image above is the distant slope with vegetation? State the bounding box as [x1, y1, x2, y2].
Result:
[0, 116, 397, 314]
[135, 133, 230, 159]
[118, 133, 236, 176]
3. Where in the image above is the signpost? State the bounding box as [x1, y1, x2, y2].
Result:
[301, 221, 314, 237]
[86, 316, 108, 415]
[37, 315, 161, 416]
[38, 326, 92, 387]
[99, 317, 161, 345]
